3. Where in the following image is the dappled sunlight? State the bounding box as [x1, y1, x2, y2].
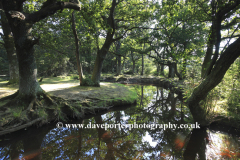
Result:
[40, 83, 79, 92]
[0, 84, 18, 98]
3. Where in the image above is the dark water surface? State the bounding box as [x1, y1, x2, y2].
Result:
[0, 85, 240, 159]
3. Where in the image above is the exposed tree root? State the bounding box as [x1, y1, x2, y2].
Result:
[0, 91, 113, 136]
[0, 117, 44, 136]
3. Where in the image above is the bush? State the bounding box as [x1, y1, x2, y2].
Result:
[70, 75, 79, 80]
[144, 67, 152, 75]
[81, 76, 95, 86]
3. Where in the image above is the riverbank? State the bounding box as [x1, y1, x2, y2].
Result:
[101, 74, 184, 97]
[0, 77, 137, 135]
[101, 74, 240, 130]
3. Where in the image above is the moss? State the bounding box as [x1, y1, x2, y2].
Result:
[0, 78, 138, 133]
[76, 83, 137, 107]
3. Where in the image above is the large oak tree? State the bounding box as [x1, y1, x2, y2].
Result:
[0, 0, 81, 135]
[1, 0, 80, 97]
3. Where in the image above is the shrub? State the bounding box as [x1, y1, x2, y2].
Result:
[81, 76, 95, 86]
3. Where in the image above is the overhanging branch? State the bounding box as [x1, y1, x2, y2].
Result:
[26, 2, 81, 23]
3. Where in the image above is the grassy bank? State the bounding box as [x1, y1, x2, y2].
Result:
[0, 76, 137, 135]
[0, 76, 137, 107]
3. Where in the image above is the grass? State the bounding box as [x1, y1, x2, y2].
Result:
[0, 76, 138, 108]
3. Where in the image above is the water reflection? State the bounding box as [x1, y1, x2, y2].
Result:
[0, 85, 239, 159]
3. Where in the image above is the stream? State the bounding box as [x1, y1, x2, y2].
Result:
[0, 85, 239, 159]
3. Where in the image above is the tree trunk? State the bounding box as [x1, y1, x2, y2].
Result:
[86, 36, 92, 74]
[183, 128, 207, 160]
[201, 20, 216, 78]
[160, 64, 164, 76]
[187, 37, 240, 126]
[115, 41, 121, 76]
[122, 57, 125, 73]
[91, 0, 117, 86]
[132, 60, 135, 74]
[168, 63, 175, 78]
[2, 1, 43, 97]
[72, 11, 83, 84]
[130, 51, 136, 74]
[161, 53, 165, 76]
[1, 7, 19, 84]
[156, 63, 160, 76]
[116, 55, 121, 75]
[91, 48, 109, 86]
[174, 63, 183, 80]
[141, 53, 144, 75]
[181, 58, 187, 79]
[95, 115, 115, 160]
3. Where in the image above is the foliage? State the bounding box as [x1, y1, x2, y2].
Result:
[81, 76, 95, 86]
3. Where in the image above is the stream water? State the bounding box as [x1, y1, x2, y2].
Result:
[0, 85, 239, 160]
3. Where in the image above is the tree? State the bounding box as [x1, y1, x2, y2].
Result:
[80, 0, 153, 86]
[186, 0, 240, 125]
[1, 0, 80, 96]
[0, 0, 81, 133]
[0, 4, 19, 84]
[201, 0, 240, 78]
[148, 0, 206, 80]
[71, 11, 83, 84]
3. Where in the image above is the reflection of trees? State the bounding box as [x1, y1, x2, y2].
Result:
[0, 124, 55, 160]
[183, 128, 207, 160]
[95, 115, 115, 160]
[0, 85, 194, 159]
[1, 85, 239, 159]
[130, 85, 191, 159]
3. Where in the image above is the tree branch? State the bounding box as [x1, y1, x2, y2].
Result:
[26, 2, 81, 23]
[221, 17, 240, 30]
[221, 34, 240, 40]
[218, 1, 240, 18]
